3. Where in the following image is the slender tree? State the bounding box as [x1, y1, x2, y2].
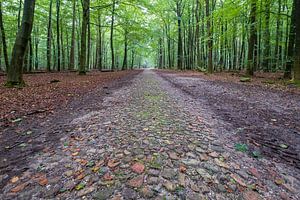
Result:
[5, 0, 36, 87]
[79, 0, 90, 75]
[111, 0, 116, 71]
[46, 0, 53, 72]
[246, 0, 257, 76]
[56, 0, 61, 71]
[69, 0, 76, 70]
[0, 2, 9, 71]
[206, 0, 213, 73]
[293, 0, 300, 81]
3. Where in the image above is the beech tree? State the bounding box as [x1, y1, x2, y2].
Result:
[5, 0, 36, 87]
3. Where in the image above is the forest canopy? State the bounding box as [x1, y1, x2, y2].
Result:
[0, 0, 299, 86]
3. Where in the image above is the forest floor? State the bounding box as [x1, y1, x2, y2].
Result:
[0, 69, 299, 199]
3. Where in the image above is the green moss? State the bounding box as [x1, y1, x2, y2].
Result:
[240, 77, 251, 82]
[4, 81, 26, 88]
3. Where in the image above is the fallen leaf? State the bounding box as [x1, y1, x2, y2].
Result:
[10, 176, 19, 184]
[75, 183, 85, 190]
[179, 165, 187, 173]
[107, 160, 120, 168]
[38, 177, 48, 186]
[11, 182, 28, 193]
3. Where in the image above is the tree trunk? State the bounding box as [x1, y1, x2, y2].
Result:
[284, 0, 296, 79]
[176, 1, 183, 70]
[293, 0, 300, 81]
[206, 0, 213, 73]
[246, 0, 257, 76]
[0, 2, 9, 71]
[6, 0, 36, 87]
[69, 0, 76, 70]
[46, 0, 53, 72]
[56, 0, 61, 71]
[35, 27, 39, 70]
[111, 0, 116, 71]
[263, 0, 270, 72]
[79, 0, 89, 75]
[97, 12, 103, 70]
[122, 30, 128, 70]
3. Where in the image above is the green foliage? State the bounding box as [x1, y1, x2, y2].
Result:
[234, 143, 248, 152]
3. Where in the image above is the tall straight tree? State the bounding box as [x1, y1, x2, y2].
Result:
[111, 0, 116, 71]
[0, 2, 9, 71]
[69, 0, 76, 70]
[175, 0, 184, 70]
[293, 0, 300, 81]
[5, 0, 36, 87]
[206, 0, 213, 73]
[79, 0, 90, 75]
[284, 0, 296, 79]
[46, 0, 53, 72]
[56, 0, 61, 71]
[246, 0, 257, 76]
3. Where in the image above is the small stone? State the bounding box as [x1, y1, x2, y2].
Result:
[182, 159, 200, 166]
[95, 188, 114, 200]
[196, 168, 212, 180]
[148, 176, 159, 184]
[77, 186, 95, 197]
[199, 154, 209, 161]
[208, 152, 219, 158]
[140, 186, 154, 198]
[122, 188, 137, 199]
[162, 168, 176, 179]
[163, 180, 176, 192]
[64, 170, 73, 177]
[168, 152, 179, 160]
[131, 163, 145, 174]
[196, 147, 205, 153]
[124, 150, 131, 155]
[178, 173, 186, 187]
[190, 182, 200, 192]
[128, 175, 144, 188]
[186, 152, 197, 158]
[148, 169, 160, 176]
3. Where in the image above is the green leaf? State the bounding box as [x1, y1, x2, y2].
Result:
[12, 118, 22, 123]
[279, 144, 288, 149]
[75, 183, 85, 191]
[234, 143, 248, 152]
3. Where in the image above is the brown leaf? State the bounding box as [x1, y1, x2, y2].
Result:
[107, 160, 120, 168]
[11, 182, 28, 193]
[10, 176, 19, 184]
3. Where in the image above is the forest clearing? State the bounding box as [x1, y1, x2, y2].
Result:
[0, 0, 300, 199]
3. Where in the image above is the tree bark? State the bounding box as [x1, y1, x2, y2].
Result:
[46, 0, 53, 72]
[79, 0, 89, 75]
[69, 0, 76, 70]
[176, 1, 183, 70]
[293, 0, 300, 81]
[56, 0, 61, 71]
[246, 0, 257, 76]
[6, 0, 36, 87]
[206, 0, 213, 73]
[111, 0, 116, 71]
[122, 29, 128, 70]
[284, 0, 296, 79]
[0, 2, 10, 71]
